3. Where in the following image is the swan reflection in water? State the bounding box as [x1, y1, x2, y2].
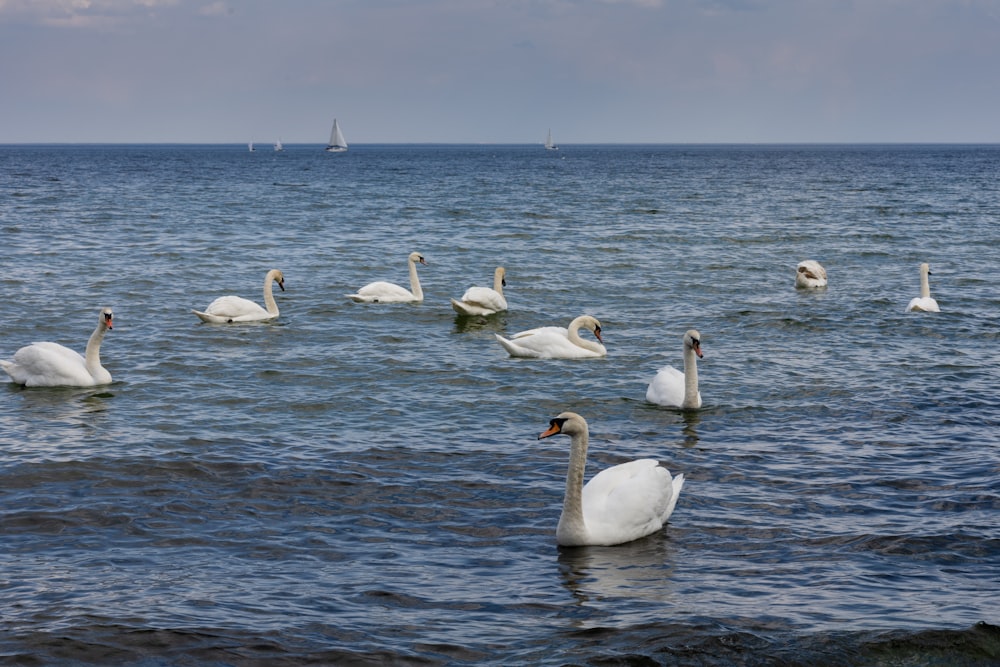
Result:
[452, 313, 509, 335]
[3, 386, 113, 455]
[557, 535, 679, 609]
[681, 410, 701, 448]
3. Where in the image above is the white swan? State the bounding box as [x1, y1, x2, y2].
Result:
[646, 329, 704, 409]
[538, 412, 684, 547]
[192, 269, 285, 323]
[347, 252, 427, 303]
[495, 315, 606, 359]
[451, 266, 507, 316]
[906, 262, 940, 313]
[795, 260, 828, 288]
[1, 307, 114, 387]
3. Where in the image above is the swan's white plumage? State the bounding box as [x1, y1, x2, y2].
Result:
[1, 307, 114, 387]
[495, 315, 606, 359]
[347, 251, 427, 303]
[906, 262, 940, 312]
[451, 266, 507, 316]
[795, 260, 828, 288]
[193, 269, 285, 323]
[646, 329, 703, 409]
[539, 412, 684, 547]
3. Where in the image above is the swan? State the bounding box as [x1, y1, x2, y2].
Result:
[450, 266, 507, 316]
[495, 315, 606, 359]
[646, 329, 704, 409]
[192, 269, 285, 323]
[795, 260, 828, 288]
[538, 412, 684, 547]
[906, 262, 940, 312]
[1, 307, 114, 387]
[347, 252, 427, 303]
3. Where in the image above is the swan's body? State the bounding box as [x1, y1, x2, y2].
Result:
[1, 307, 114, 387]
[347, 252, 427, 303]
[795, 260, 828, 289]
[495, 315, 606, 359]
[646, 329, 704, 409]
[193, 269, 285, 323]
[538, 412, 684, 547]
[906, 262, 940, 313]
[451, 266, 507, 316]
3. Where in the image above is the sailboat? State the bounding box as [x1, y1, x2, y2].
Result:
[274, 139, 284, 152]
[325, 119, 348, 152]
[248, 141, 255, 152]
[544, 129, 558, 151]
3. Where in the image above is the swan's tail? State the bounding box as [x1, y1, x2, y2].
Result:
[450, 298, 472, 315]
[494, 333, 522, 357]
[662, 472, 685, 523]
[452, 298, 495, 316]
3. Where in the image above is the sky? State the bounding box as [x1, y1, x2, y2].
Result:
[2, 0, 999, 144]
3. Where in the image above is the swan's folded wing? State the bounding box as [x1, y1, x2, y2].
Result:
[203, 295, 270, 318]
[582, 459, 673, 545]
[352, 281, 417, 303]
[7, 343, 91, 386]
[20, 342, 86, 366]
[509, 326, 567, 340]
[458, 286, 507, 313]
[645, 365, 686, 407]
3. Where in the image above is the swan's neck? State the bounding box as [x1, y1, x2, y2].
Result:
[408, 258, 423, 301]
[492, 271, 505, 296]
[920, 269, 932, 299]
[263, 274, 279, 315]
[558, 429, 589, 542]
[567, 322, 603, 354]
[682, 346, 700, 409]
[84, 323, 108, 377]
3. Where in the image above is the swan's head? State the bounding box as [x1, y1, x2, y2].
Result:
[684, 329, 703, 359]
[99, 307, 114, 330]
[920, 262, 931, 276]
[409, 252, 427, 266]
[268, 269, 286, 291]
[538, 411, 588, 440]
[574, 315, 603, 343]
[495, 266, 506, 287]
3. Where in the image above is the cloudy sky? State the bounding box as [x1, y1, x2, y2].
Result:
[2, 0, 999, 144]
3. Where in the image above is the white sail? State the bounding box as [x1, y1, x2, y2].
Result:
[248, 141, 255, 152]
[274, 139, 284, 152]
[325, 119, 348, 152]
[545, 129, 558, 151]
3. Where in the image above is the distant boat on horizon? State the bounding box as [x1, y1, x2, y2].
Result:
[248, 141, 255, 152]
[325, 119, 348, 153]
[544, 129, 558, 151]
[274, 139, 284, 152]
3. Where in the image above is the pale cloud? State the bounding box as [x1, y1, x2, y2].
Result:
[0, 0, 179, 26]
[197, 1, 231, 18]
[1, 0, 999, 142]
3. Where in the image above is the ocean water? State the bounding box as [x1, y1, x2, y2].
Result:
[1, 143, 998, 666]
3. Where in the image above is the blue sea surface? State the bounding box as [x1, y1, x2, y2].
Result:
[1, 143, 998, 665]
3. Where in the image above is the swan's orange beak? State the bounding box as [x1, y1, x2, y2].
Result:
[693, 341, 703, 358]
[278, 279, 285, 292]
[538, 423, 562, 439]
[105, 315, 114, 330]
[419, 257, 427, 266]
[594, 326, 603, 343]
